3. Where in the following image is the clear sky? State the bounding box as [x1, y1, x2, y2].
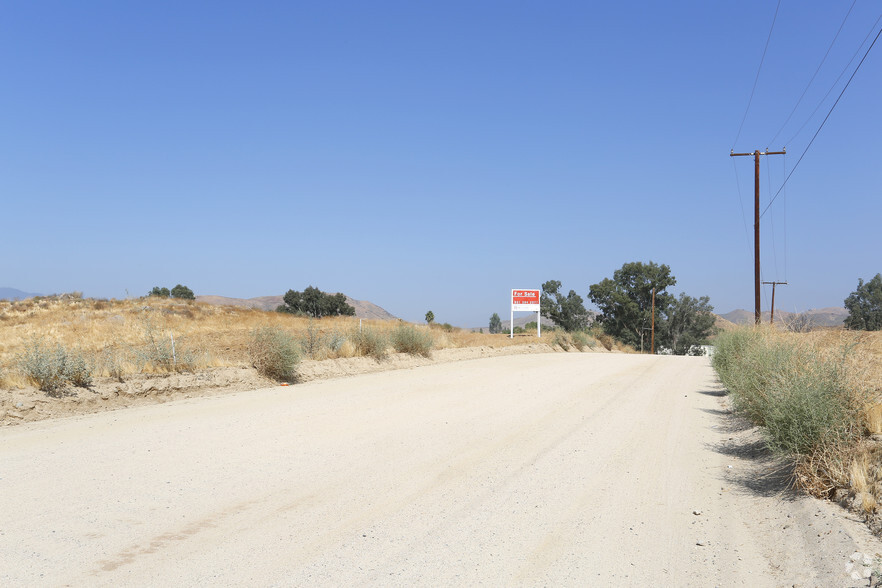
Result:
[2, 1, 880, 327]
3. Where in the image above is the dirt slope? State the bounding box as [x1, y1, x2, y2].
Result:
[1, 354, 879, 586]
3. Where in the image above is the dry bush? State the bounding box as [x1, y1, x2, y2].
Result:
[390, 323, 434, 357]
[15, 337, 93, 395]
[248, 327, 300, 381]
[596, 332, 615, 351]
[714, 327, 882, 511]
[552, 332, 572, 351]
[0, 296, 559, 389]
[351, 326, 388, 361]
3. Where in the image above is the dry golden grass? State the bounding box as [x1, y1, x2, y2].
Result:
[0, 295, 547, 388]
[850, 448, 882, 514]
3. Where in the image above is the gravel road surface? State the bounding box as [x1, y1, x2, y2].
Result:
[2, 353, 880, 586]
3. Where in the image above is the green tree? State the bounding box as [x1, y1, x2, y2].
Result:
[540, 280, 590, 332]
[170, 284, 195, 300]
[661, 293, 716, 355]
[588, 261, 676, 349]
[279, 286, 355, 318]
[844, 273, 882, 331]
[148, 286, 170, 298]
[489, 313, 503, 334]
[425, 310, 435, 324]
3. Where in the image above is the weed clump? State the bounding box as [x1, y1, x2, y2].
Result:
[596, 332, 615, 351]
[352, 327, 388, 361]
[249, 327, 300, 381]
[570, 331, 593, 351]
[137, 313, 197, 372]
[16, 338, 93, 395]
[390, 324, 434, 357]
[552, 332, 572, 351]
[712, 328, 866, 496]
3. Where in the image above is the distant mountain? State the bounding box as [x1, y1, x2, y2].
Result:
[720, 307, 847, 328]
[0, 287, 41, 300]
[196, 294, 398, 321]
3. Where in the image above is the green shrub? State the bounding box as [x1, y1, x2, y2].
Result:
[64, 350, 93, 388]
[352, 327, 388, 360]
[249, 327, 300, 381]
[712, 329, 860, 457]
[390, 324, 433, 357]
[16, 338, 93, 394]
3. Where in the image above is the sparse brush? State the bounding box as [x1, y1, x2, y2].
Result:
[712, 327, 879, 502]
[570, 331, 590, 351]
[248, 327, 300, 381]
[15, 337, 93, 395]
[64, 349, 93, 388]
[100, 345, 128, 382]
[552, 332, 571, 351]
[390, 324, 433, 357]
[137, 312, 197, 372]
[352, 326, 388, 361]
[596, 332, 615, 351]
[300, 320, 327, 360]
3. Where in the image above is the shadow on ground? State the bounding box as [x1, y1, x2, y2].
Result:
[699, 388, 799, 501]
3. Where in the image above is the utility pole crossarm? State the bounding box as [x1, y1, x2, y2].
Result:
[730, 148, 786, 325]
[762, 281, 788, 325]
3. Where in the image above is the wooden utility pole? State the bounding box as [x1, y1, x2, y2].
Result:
[730, 148, 786, 325]
[762, 281, 788, 324]
[650, 287, 656, 355]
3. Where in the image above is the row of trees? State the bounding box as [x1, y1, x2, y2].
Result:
[148, 285, 195, 300]
[535, 261, 715, 355]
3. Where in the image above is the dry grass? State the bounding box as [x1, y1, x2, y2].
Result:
[0, 295, 550, 388]
[713, 326, 882, 530]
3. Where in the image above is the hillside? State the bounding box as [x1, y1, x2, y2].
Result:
[0, 287, 41, 300]
[196, 294, 398, 321]
[720, 307, 847, 328]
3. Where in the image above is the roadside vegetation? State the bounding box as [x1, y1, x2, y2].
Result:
[0, 293, 574, 393]
[712, 326, 882, 531]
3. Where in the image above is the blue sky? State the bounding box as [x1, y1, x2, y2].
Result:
[2, 1, 880, 326]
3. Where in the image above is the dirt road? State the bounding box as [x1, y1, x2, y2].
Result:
[1, 353, 879, 586]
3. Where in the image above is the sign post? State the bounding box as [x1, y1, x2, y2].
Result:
[511, 289, 541, 338]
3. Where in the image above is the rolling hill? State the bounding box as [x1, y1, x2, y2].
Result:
[719, 307, 847, 328]
[196, 294, 398, 321]
[0, 287, 41, 300]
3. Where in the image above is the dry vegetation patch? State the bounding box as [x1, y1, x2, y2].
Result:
[0, 295, 605, 425]
[712, 326, 882, 535]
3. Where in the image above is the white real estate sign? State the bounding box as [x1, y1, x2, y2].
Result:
[511, 289, 541, 338]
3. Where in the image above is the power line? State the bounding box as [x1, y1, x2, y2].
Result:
[785, 12, 882, 147]
[768, 0, 856, 147]
[761, 23, 882, 218]
[732, 0, 782, 149]
[731, 158, 753, 259]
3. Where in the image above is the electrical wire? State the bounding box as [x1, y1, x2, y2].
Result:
[732, 0, 782, 149]
[782, 151, 788, 283]
[761, 22, 882, 218]
[731, 158, 753, 260]
[784, 12, 882, 148]
[767, 0, 857, 148]
[766, 153, 779, 281]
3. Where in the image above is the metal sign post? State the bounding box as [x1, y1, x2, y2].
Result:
[511, 289, 541, 338]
